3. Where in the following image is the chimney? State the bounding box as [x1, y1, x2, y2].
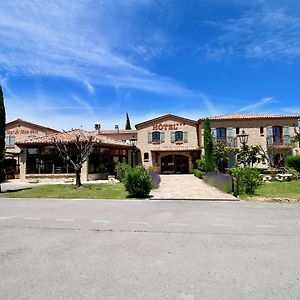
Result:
[115, 125, 119, 133]
[95, 123, 101, 134]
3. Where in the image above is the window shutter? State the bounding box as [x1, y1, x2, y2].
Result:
[184, 131, 188, 143]
[283, 126, 290, 144]
[227, 127, 233, 146]
[171, 131, 175, 143]
[160, 132, 165, 143]
[283, 126, 290, 136]
[266, 126, 273, 146]
[211, 128, 216, 138]
[148, 132, 152, 143]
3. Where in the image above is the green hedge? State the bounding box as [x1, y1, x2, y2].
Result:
[287, 155, 300, 173]
[193, 169, 204, 179]
[123, 167, 153, 197]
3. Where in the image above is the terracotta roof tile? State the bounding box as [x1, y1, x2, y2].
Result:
[16, 129, 131, 147]
[200, 113, 300, 121]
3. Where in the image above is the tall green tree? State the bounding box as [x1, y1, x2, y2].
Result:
[204, 118, 214, 172]
[125, 112, 132, 130]
[0, 85, 6, 188]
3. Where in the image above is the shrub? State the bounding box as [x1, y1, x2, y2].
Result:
[195, 159, 206, 171]
[115, 162, 131, 181]
[149, 170, 161, 189]
[203, 172, 232, 193]
[230, 166, 263, 195]
[123, 167, 153, 197]
[193, 169, 204, 179]
[288, 167, 300, 180]
[287, 155, 300, 173]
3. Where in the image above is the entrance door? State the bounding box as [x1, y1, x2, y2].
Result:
[161, 155, 189, 174]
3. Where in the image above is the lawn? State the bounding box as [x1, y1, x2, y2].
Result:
[246, 180, 300, 199]
[0, 183, 132, 199]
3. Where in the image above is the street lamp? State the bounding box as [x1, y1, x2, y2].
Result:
[237, 129, 249, 167]
[129, 137, 137, 167]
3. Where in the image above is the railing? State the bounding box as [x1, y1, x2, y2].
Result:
[266, 135, 293, 147]
[213, 137, 237, 147]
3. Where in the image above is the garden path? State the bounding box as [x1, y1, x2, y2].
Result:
[150, 174, 237, 200]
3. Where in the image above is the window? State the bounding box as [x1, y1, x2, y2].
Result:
[152, 131, 161, 143]
[144, 152, 149, 161]
[236, 127, 240, 135]
[175, 131, 183, 142]
[273, 126, 282, 144]
[5, 135, 16, 148]
[260, 127, 264, 134]
[216, 128, 226, 143]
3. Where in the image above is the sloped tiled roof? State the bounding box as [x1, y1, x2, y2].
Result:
[200, 113, 300, 121]
[16, 129, 131, 147]
[6, 118, 59, 133]
[136, 114, 197, 129]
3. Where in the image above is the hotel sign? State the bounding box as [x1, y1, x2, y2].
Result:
[6, 129, 39, 135]
[152, 123, 184, 131]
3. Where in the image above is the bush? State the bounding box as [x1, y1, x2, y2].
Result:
[287, 155, 300, 173]
[288, 167, 300, 180]
[115, 162, 131, 181]
[149, 170, 161, 189]
[203, 172, 232, 193]
[123, 167, 153, 197]
[193, 169, 204, 179]
[195, 159, 206, 171]
[230, 166, 263, 195]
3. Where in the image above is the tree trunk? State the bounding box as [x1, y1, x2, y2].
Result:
[75, 170, 81, 187]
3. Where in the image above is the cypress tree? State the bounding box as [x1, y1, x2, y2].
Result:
[0, 85, 6, 184]
[204, 118, 214, 172]
[125, 113, 132, 130]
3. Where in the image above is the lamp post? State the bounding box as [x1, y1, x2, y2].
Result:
[237, 129, 249, 167]
[129, 137, 137, 167]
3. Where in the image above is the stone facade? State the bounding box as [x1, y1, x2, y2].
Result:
[136, 114, 200, 173]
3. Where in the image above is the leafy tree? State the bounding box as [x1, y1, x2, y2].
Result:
[0, 86, 6, 191]
[204, 118, 214, 172]
[125, 112, 132, 130]
[54, 132, 94, 187]
[239, 145, 262, 167]
[293, 132, 300, 147]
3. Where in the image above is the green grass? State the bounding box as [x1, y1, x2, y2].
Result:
[0, 183, 135, 199]
[245, 180, 300, 199]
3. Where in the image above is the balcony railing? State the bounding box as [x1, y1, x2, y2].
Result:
[266, 135, 293, 148]
[213, 137, 237, 147]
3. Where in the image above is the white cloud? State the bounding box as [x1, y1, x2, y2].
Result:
[203, 8, 300, 62]
[239, 97, 276, 112]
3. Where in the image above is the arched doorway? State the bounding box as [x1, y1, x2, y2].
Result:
[161, 155, 189, 174]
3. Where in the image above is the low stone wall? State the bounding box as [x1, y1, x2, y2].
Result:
[88, 173, 110, 180]
[25, 174, 76, 183]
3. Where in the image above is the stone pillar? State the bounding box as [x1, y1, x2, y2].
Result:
[19, 148, 27, 182]
[81, 157, 89, 182]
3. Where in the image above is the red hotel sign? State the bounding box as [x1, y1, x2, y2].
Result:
[152, 123, 184, 131]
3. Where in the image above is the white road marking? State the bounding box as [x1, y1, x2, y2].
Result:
[0, 215, 19, 219]
[56, 218, 74, 222]
[91, 220, 112, 223]
[212, 224, 234, 227]
[128, 221, 148, 225]
[24, 217, 41, 220]
[256, 224, 276, 228]
[168, 222, 190, 226]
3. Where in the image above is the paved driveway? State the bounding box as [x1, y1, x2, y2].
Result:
[150, 174, 237, 200]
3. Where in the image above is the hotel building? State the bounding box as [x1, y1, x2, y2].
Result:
[6, 113, 300, 182]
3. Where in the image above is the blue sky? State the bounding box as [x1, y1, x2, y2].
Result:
[0, 0, 299, 131]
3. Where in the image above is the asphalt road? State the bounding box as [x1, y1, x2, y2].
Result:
[1, 199, 300, 299]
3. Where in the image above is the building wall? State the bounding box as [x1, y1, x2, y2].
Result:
[199, 118, 300, 167]
[137, 118, 199, 172]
